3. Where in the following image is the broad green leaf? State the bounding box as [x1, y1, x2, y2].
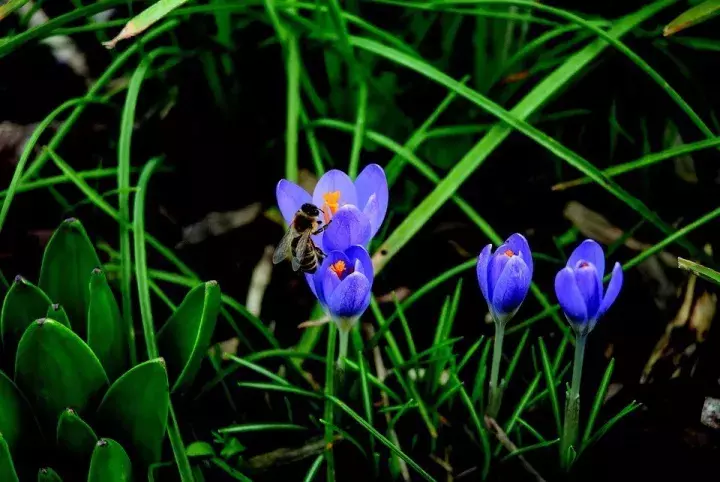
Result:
[56, 408, 98, 462]
[1, 276, 52, 365]
[678, 257, 720, 285]
[87, 439, 132, 482]
[664, 0, 720, 36]
[0, 435, 19, 482]
[103, 0, 191, 49]
[15, 319, 108, 426]
[157, 281, 221, 393]
[87, 269, 128, 381]
[38, 218, 101, 338]
[96, 358, 169, 466]
[0, 370, 38, 452]
[37, 467, 63, 482]
[45, 304, 71, 329]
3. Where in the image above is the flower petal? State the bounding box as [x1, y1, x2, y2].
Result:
[555, 267, 588, 326]
[313, 251, 350, 306]
[327, 272, 371, 319]
[490, 256, 531, 319]
[355, 164, 388, 237]
[345, 245, 374, 286]
[487, 244, 511, 299]
[476, 244, 492, 303]
[568, 239, 605, 282]
[312, 170, 357, 215]
[305, 273, 317, 298]
[276, 179, 311, 225]
[573, 264, 602, 320]
[596, 262, 623, 320]
[322, 205, 372, 252]
[505, 233, 533, 279]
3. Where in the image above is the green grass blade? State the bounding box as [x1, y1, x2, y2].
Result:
[303, 455, 324, 482]
[502, 328, 530, 387]
[501, 438, 560, 462]
[218, 423, 307, 434]
[453, 374, 491, 479]
[237, 382, 323, 399]
[581, 358, 615, 448]
[581, 401, 641, 454]
[104, 0, 192, 48]
[678, 258, 720, 286]
[664, 0, 720, 36]
[458, 336, 484, 374]
[324, 323, 337, 482]
[327, 395, 437, 481]
[538, 338, 562, 437]
[286, 36, 300, 182]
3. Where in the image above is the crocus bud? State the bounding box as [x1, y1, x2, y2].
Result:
[555, 239, 623, 335]
[476, 233, 533, 324]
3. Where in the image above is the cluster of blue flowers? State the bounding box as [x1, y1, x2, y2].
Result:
[477, 235, 624, 333]
[276, 165, 388, 329]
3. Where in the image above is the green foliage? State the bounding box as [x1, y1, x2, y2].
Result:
[0, 219, 218, 480]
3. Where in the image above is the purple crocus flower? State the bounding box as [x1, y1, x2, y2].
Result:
[477, 233, 533, 324]
[555, 239, 623, 335]
[275, 165, 388, 250]
[313, 245, 373, 325]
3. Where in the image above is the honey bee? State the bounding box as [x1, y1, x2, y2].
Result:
[273, 203, 331, 274]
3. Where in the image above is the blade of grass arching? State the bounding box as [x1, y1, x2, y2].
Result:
[238, 382, 323, 399]
[304, 455, 324, 482]
[366, 296, 405, 353]
[433, 382, 462, 409]
[385, 75, 469, 186]
[133, 157, 194, 482]
[452, 373, 491, 479]
[313, 120, 569, 336]
[327, 395, 437, 481]
[393, 293, 418, 361]
[324, 323, 337, 482]
[538, 337, 562, 437]
[428, 296, 450, 394]
[14, 20, 179, 184]
[351, 328, 375, 459]
[103, 0, 193, 49]
[0, 97, 104, 234]
[526, 362, 571, 408]
[226, 355, 291, 386]
[352, 33, 705, 271]
[580, 401, 641, 455]
[0, 0, 31, 19]
[501, 438, 560, 462]
[0, 167, 160, 200]
[319, 419, 369, 458]
[581, 358, 615, 449]
[399, 0, 714, 141]
[678, 258, 720, 285]
[553, 136, 720, 191]
[458, 336, 484, 374]
[501, 328, 530, 387]
[118, 53, 170, 366]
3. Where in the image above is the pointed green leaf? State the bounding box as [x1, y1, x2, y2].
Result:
[157, 281, 221, 392]
[1, 276, 52, 365]
[87, 439, 132, 482]
[38, 218, 101, 337]
[0, 370, 39, 453]
[56, 408, 97, 461]
[96, 358, 169, 465]
[37, 467, 63, 482]
[87, 269, 128, 381]
[678, 257, 720, 286]
[45, 304, 71, 329]
[0, 435, 19, 482]
[15, 319, 108, 426]
[664, 0, 720, 36]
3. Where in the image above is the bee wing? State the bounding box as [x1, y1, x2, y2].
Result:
[292, 231, 312, 272]
[273, 228, 296, 265]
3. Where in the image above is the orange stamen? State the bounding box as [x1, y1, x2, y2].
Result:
[330, 260, 346, 277]
[323, 191, 341, 214]
[504, 249, 515, 257]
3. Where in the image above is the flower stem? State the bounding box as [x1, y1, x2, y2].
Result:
[337, 325, 350, 372]
[324, 322, 337, 482]
[487, 322, 505, 418]
[561, 332, 587, 469]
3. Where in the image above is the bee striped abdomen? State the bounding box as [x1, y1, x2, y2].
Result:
[291, 237, 320, 273]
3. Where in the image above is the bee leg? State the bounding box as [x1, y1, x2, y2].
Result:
[315, 246, 327, 262]
[313, 219, 332, 235]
